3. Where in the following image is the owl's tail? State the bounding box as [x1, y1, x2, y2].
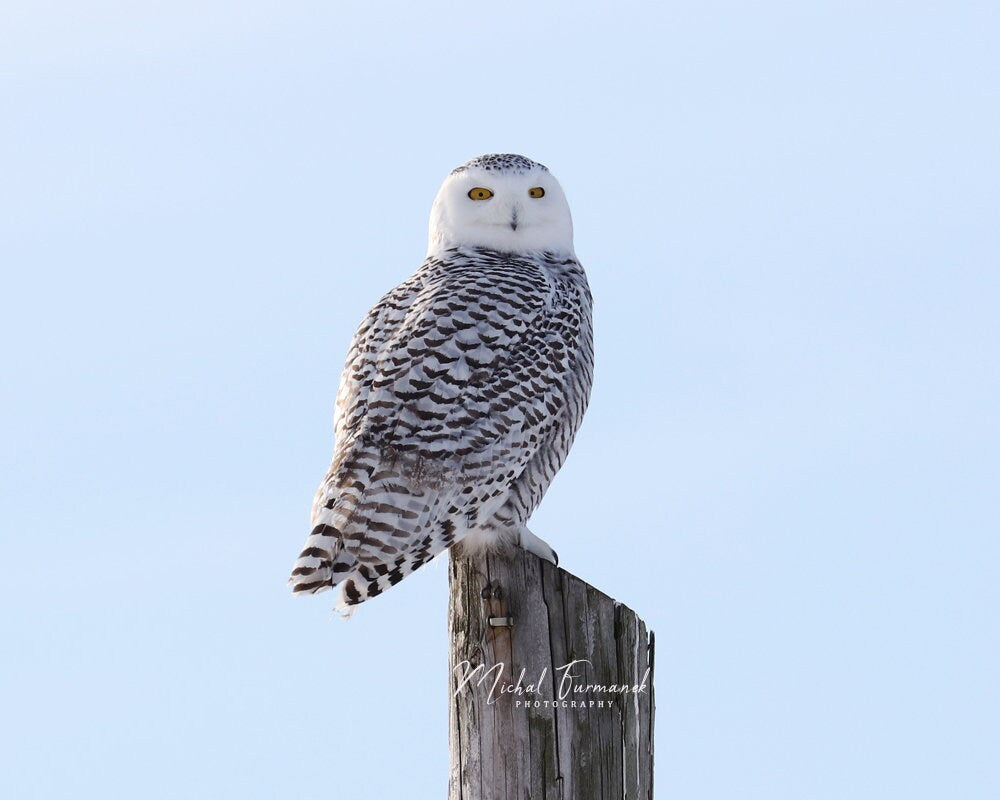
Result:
[331, 519, 458, 615]
[290, 458, 367, 597]
[288, 523, 447, 619]
[290, 465, 461, 614]
[288, 524, 357, 596]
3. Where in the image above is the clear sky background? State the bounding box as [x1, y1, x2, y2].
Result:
[2, 2, 998, 798]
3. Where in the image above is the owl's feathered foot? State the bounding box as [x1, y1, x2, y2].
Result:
[519, 526, 558, 566]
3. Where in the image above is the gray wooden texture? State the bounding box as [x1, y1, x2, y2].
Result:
[448, 550, 654, 799]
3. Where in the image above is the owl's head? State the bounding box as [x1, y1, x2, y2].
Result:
[427, 154, 575, 256]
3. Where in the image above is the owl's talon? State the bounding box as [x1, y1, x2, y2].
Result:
[519, 526, 559, 566]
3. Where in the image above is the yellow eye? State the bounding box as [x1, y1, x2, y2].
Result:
[468, 187, 493, 200]
[528, 187, 545, 198]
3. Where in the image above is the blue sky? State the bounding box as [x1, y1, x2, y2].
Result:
[2, 2, 998, 798]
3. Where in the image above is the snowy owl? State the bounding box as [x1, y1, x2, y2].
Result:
[289, 154, 594, 612]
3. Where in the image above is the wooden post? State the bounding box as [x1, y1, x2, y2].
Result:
[448, 550, 655, 799]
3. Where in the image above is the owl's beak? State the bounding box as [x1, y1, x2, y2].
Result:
[509, 206, 519, 231]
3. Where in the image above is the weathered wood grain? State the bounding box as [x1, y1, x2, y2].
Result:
[449, 550, 654, 799]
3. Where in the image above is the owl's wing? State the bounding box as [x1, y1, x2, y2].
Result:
[290, 257, 590, 609]
[342, 267, 582, 472]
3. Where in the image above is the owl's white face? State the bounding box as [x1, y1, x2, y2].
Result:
[427, 155, 575, 256]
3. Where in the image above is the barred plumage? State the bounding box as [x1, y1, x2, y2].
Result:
[289, 155, 594, 612]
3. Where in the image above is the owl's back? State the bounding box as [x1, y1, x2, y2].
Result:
[289, 246, 593, 611]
